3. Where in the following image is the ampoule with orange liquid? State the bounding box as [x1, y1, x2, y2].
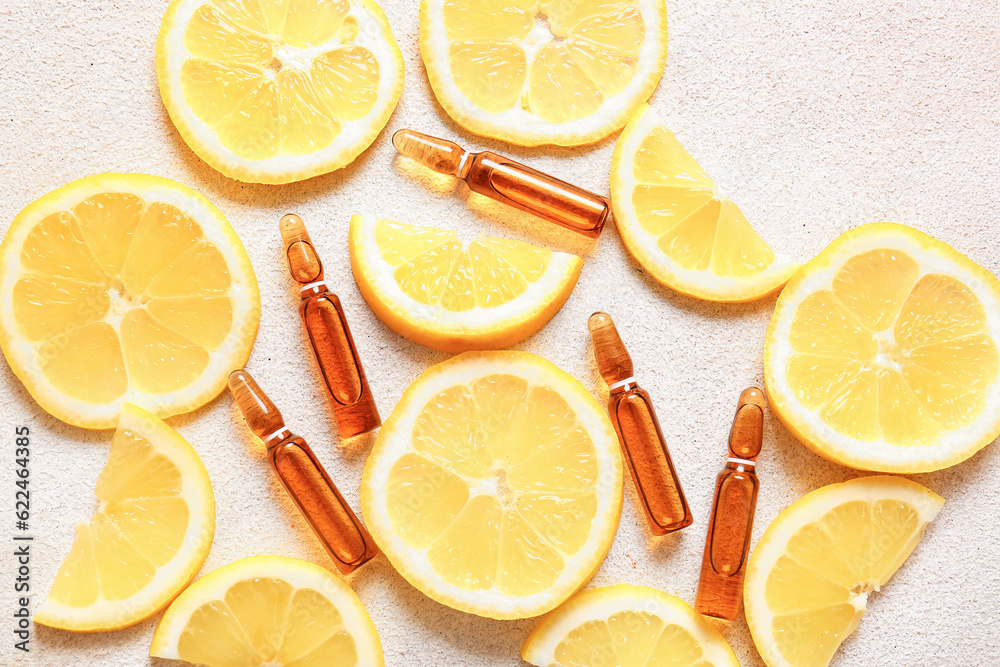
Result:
[229, 370, 379, 574]
[695, 387, 765, 619]
[588, 312, 693, 534]
[280, 214, 380, 438]
[392, 129, 612, 237]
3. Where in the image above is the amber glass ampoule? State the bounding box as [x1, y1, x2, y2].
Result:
[588, 312, 692, 535]
[280, 214, 380, 438]
[392, 129, 611, 237]
[695, 387, 765, 620]
[228, 370, 379, 574]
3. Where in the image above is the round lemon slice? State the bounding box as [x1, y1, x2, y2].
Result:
[522, 584, 741, 667]
[349, 213, 583, 353]
[35, 403, 215, 632]
[764, 222, 1000, 472]
[360, 351, 623, 619]
[0, 173, 260, 429]
[157, 0, 404, 184]
[610, 104, 799, 302]
[420, 0, 668, 146]
[744, 476, 945, 667]
[151, 555, 383, 665]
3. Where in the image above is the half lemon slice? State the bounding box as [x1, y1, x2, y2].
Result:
[157, 0, 404, 184]
[610, 104, 798, 302]
[349, 214, 583, 353]
[35, 404, 215, 632]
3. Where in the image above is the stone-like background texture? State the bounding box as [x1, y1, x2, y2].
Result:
[2, 0, 999, 665]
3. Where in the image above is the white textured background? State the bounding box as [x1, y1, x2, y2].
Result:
[2, 0, 999, 665]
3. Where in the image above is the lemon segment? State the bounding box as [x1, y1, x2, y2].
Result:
[420, 0, 667, 146]
[744, 476, 944, 667]
[150, 555, 383, 666]
[0, 173, 260, 429]
[764, 222, 1000, 472]
[610, 104, 799, 302]
[349, 214, 583, 353]
[521, 584, 741, 667]
[361, 351, 623, 619]
[35, 404, 215, 632]
[157, 0, 404, 184]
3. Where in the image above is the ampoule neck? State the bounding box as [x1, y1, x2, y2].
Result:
[280, 214, 325, 287]
[588, 312, 635, 391]
[229, 370, 293, 446]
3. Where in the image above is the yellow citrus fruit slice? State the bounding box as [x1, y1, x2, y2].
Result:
[35, 403, 215, 632]
[0, 173, 260, 429]
[610, 104, 799, 302]
[360, 351, 623, 619]
[419, 0, 667, 146]
[764, 222, 1000, 472]
[744, 476, 944, 667]
[522, 584, 741, 667]
[349, 213, 583, 353]
[151, 555, 383, 666]
[157, 0, 404, 184]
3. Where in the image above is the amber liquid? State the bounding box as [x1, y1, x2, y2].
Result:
[611, 389, 693, 535]
[301, 294, 380, 438]
[270, 436, 379, 574]
[465, 153, 610, 237]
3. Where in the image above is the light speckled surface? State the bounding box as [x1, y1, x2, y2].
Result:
[2, 1, 999, 665]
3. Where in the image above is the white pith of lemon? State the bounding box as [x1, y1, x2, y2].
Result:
[610, 104, 799, 302]
[0, 173, 260, 429]
[157, 0, 404, 184]
[764, 222, 1000, 472]
[420, 0, 668, 146]
[151, 555, 383, 666]
[360, 351, 623, 619]
[744, 476, 944, 667]
[349, 213, 583, 353]
[522, 584, 741, 667]
[35, 403, 215, 632]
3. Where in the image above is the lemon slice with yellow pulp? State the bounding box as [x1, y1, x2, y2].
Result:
[151, 556, 383, 665]
[744, 476, 944, 667]
[349, 214, 583, 353]
[35, 403, 215, 632]
[0, 173, 260, 429]
[611, 104, 799, 302]
[361, 351, 623, 619]
[765, 222, 1000, 472]
[157, 0, 404, 184]
[522, 584, 741, 666]
[420, 0, 668, 146]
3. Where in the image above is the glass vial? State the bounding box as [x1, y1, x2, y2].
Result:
[229, 370, 379, 574]
[280, 214, 381, 438]
[695, 387, 765, 620]
[588, 312, 693, 535]
[393, 129, 611, 237]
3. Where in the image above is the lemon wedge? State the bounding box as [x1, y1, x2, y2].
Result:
[610, 104, 798, 302]
[419, 0, 667, 146]
[151, 555, 383, 665]
[764, 222, 1000, 472]
[0, 173, 260, 429]
[360, 351, 623, 619]
[157, 0, 404, 184]
[744, 476, 944, 667]
[35, 403, 215, 632]
[522, 584, 741, 667]
[349, 214, 583, 353]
